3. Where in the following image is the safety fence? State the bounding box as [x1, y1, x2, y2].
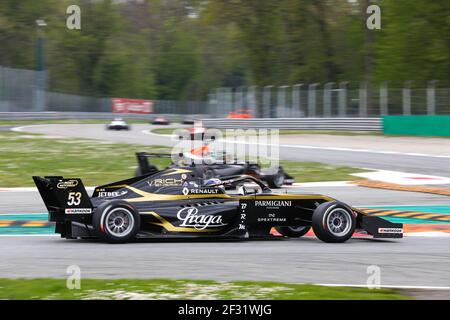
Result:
[201, 118, 381, 131]
[0, 112, 207, 122]
[210, 82, 450, 118]
[0, 66, 209, 114]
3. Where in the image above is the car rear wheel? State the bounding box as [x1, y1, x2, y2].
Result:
[266, 168, 285, 188]
[93, 200, 140, 243]
[275, 226, 310, 238]
[312, 202, 355, 243]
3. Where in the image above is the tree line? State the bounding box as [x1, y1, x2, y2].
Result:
[0, 0, 448, 101]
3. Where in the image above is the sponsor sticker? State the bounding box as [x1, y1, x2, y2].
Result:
[148, 178, 183, 187]
[378, 228, 403, 234]
[97, 190, 127, 198]
[257, 217, 287, 222]
[188, 188, 220, 194]
[255, 200, 292, 209]
[177, 207, 226, 230]
[65, 208, 92, 214]
[57, 180, 79, 189]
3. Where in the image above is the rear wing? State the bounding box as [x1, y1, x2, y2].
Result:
[135, 152, 173, 176]
[32, 176, 93, 222]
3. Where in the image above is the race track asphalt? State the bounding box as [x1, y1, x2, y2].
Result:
[0, 235, 449, 288]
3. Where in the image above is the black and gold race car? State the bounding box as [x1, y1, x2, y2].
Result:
[33, 167, 403, 244]
[135, 152, 293, 188]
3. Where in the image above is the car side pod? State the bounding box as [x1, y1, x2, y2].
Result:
[361, 216, 403, 239]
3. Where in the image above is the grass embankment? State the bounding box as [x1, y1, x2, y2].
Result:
[0, 132, 365, 187]
[0, 278, 408, 300]
[0, 132, 171, 187]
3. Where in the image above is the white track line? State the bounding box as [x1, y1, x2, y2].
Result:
[10, 125, 43, 132]
[405, 232, 450, 238]
[142, 129, 450, 159]
[141, 129, 175, 138]
[222, 139, 450, 159]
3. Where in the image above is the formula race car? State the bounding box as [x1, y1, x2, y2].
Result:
[33, 168, 403, 244]
[135, 152, 293, 188]
[106, 118, 130, 131]
[151, 116, 170, 125]
[227, 108, 254, 119]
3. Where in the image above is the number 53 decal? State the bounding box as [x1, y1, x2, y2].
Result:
[67, 192, 82, 206]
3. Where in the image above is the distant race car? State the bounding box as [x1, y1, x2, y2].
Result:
[106, 118, 130, 131]
[135, 152, 293, 188]
[151, 116, 170, 125]
[33, 168, 403, 243]
[181, 116, 196, 125]
[227, 108, 253, 119]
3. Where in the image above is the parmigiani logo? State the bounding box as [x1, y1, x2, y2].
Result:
[255, 201, 292, 207]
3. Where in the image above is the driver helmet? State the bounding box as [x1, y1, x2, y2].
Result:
[204, 178, 222, 187]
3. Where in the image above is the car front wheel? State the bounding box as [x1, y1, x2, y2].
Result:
[312, 202, 356, 243]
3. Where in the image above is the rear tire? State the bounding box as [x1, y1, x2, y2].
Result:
[275, 226, 310, 238]
[267, 168, 285, 188]
[93, 200, 140, 243]
[312, 202, 355, 243]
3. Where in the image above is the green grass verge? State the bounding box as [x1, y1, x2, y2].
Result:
[279, 161, 365, 182]
[151, 127, 379, 136]
[0, 278, 409, 300]
[0, 132, 365, 187]
[0, 132, 171, 187]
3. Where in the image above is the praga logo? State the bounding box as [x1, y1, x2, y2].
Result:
[177, 207, 226, 230]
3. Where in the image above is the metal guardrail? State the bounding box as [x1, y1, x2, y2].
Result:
[0, 112, 208, 122]
[201, 118, 382, 131]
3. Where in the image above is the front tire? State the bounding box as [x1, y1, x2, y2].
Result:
[93, 200, 140, 243]
[275, 226, 310, 238]
[312, 202, 355, 243]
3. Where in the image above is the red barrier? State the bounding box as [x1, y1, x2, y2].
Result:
[112, 98, 153, 114]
